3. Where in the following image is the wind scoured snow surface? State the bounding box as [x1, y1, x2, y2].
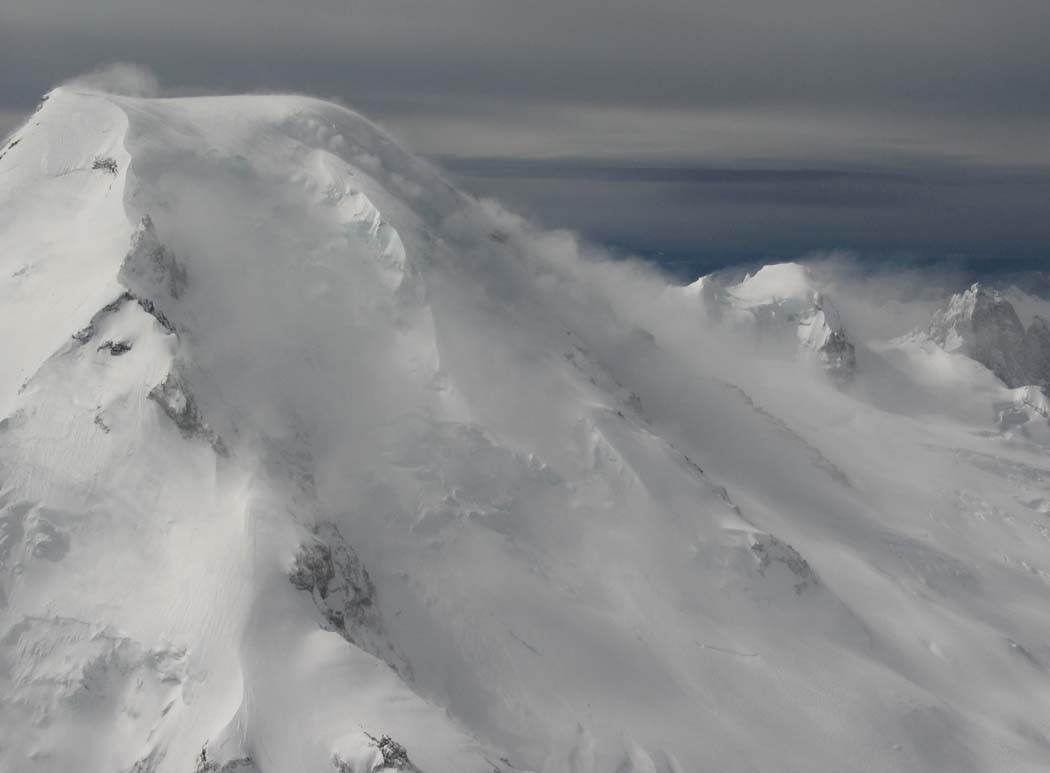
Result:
[3, 88, 1050, 773]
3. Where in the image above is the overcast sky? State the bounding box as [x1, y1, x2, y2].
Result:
[2, 0, 1049, 271]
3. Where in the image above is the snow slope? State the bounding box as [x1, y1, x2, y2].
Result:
[679, 263, 856, 381]
[3, 87, 1050, 773]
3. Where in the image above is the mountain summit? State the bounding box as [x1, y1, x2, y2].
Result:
[3, 87, 1050, 773]
[683, 262, 857, 381]
[921, 283, 1050, 389]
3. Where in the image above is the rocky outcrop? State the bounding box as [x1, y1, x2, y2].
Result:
[148, 372, 228, 456]
[72, 293, 133, 344]
[119, 215, 187, 304]
[750, 533, 820, 594]
[289, 523, 380, 634]
[192, 747, 257, 773]
[332, 734, 422, 772]
[289, 523, 411, 678]
[796, 293, 856, 383]
[924, 283, 1050, 389]
[98, 340, 133, 356]
[72, 289, 173, 348]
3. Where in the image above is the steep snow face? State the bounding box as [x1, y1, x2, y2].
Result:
[919, 283, 1050, 388]
[682, 263, 856, 380]
[0, 93, 132, 414]
[4, 87, 1050, 773]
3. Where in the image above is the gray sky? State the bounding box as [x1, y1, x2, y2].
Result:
[3, 0, 1049, 270]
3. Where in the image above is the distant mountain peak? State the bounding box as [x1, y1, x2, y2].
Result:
[4, 87, 1050, 773]
[685, 262, 856, 381]
[923, 281, 1050, 388]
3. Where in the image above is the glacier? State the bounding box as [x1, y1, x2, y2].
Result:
[3, 86, 1050, 773]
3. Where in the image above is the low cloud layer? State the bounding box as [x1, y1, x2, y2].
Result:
[65, 63, 161, 98]
[444, 156, 1050, 274]
[2, 0, 1048, 269]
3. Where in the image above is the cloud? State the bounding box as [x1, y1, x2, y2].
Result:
[0, 110, 27, 143]
[440, 155, 1050, 271]
[1, 0, 1046, 271]
[65, 63, 160, 98]
[6, 0, 1048, 120]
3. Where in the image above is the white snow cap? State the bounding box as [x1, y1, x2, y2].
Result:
[2, 86, 1050, 773]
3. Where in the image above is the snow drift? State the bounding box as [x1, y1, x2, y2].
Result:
[3, 86, 1050, 773]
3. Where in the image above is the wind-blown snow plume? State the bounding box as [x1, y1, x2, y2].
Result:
[64, 63, 161, 97]
[2, 79, 1050, 773]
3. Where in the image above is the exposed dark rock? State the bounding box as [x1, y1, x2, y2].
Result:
[290, 522, 380, 634]
[333, 734, 422, 772]
[818, 328, 856, 383]
[0, 138, 19, 164]
[750, 534, 819, 594]
[72, 293, 133, 344]
[92, 155, 119, 175]
[366, 733, 420, 772]
[72, 323, 95, 344]
[697, 274, 857, 382]
[290, 522, 412, 677]
[72, 289, 174, 347]
[681, 453, 704, 476]
[102, 293, 133, 314]
[925, 283, 1050, 389]
[120, 215, 187, 302]
[149, 372, 228, 456]
[800, 294, 856, 383]
[135, 296, 176, 334]
[124, 748, 163, 773]
[98, 340, 133, 356]
[192, 746, 256, 773]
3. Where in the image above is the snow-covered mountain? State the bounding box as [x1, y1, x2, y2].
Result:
[913, 283, 1050, 389]
[680, 263, 856, 381]
[4, 86, 1050, 773]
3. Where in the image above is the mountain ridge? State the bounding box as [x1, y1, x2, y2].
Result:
[923, 283, 1050, 389]
[4, 86, 1050, 773]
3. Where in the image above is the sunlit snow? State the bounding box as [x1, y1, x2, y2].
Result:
[2, 86, 1050, 773]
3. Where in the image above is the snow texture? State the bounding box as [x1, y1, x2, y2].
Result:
[2, 85, 1050, 773]
[917, 283, 1050, 388]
